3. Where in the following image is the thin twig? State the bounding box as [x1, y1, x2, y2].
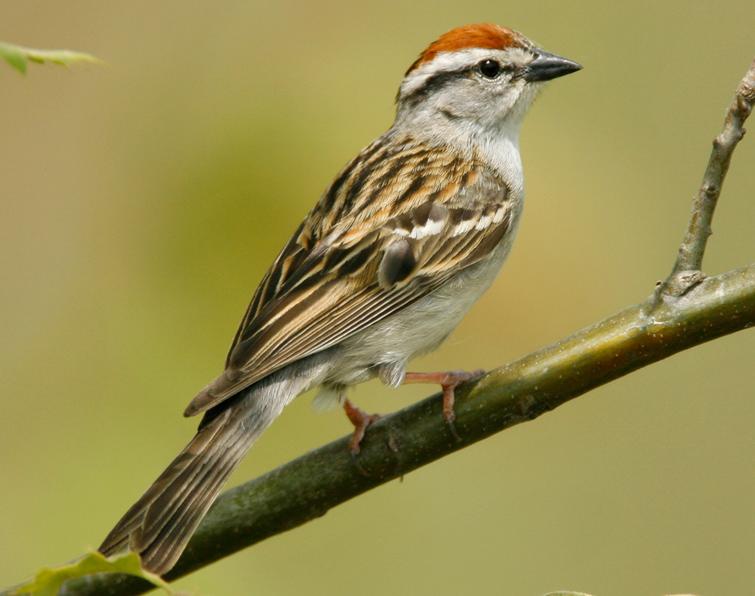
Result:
[660, 58, 755, 297]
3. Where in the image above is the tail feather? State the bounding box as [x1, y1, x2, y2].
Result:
[136, 409, 236, 547]
[138, 426, 250, 572]
[99, 420, 229, 558]
[100, 355, 330, 575]
[142, 444, 245, 573]
[99, 402, 262, 575]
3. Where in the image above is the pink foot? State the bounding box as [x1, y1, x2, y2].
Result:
[343, 399, 381, 455]
[403, 369, 485, 431]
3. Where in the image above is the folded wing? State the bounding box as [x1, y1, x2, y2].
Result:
[185, 133, 512, 416]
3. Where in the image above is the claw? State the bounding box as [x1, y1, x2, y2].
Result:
[343, 399, 380, 454]
[404, 369, 485, 438]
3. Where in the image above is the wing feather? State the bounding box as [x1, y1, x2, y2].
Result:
[186, 132, 512, 416]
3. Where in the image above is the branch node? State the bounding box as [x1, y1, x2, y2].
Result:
[702, 182, 719, 198]
[670, 270, 707, 298]
[653, 270, 708, 304]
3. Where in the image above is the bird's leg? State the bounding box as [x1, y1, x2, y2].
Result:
[343, 398, 381, 455]
[403, 370, 485, 426]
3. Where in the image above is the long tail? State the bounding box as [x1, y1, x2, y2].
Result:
[99, 389, 282, 575]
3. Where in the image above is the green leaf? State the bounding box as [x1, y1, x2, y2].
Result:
[10, 550, 173, 595]
[0, 41, 101, 75]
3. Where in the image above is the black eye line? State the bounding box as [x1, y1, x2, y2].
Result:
[402, 66, 472, 106]
[402, 61, 514, 106]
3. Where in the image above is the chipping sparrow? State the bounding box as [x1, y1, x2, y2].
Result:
[100, 23, 581, 575]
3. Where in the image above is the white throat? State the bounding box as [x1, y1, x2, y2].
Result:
[471, 120, 524, 196]
[393, 108, 526, 197]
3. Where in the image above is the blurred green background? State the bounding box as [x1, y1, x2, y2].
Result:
[1, 2, 753, 594]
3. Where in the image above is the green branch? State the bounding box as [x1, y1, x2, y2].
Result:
[46, 57, 755, 596]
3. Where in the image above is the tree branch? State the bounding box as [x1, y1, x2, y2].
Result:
[661, 57, 755, 296]
[51, 58, 755, 595]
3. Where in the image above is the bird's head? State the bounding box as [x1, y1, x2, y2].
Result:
[395, 24, 581, 136]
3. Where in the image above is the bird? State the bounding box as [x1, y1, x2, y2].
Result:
[99, 23, 581, 575]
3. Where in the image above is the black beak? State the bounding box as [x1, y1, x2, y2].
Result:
[523, 50, 582, 82]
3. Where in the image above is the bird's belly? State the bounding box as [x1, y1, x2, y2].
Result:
[327, 236, 514, 387]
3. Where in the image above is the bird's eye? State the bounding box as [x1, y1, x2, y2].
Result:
[478, 59, 502, 79]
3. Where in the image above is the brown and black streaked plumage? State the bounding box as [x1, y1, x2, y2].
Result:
[99, 23, 580, 575]
[187, 132, 511, 417]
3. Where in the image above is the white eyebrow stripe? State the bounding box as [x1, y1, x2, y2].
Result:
[399, 46, 534, 99]
[399, 48, 496, 97]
